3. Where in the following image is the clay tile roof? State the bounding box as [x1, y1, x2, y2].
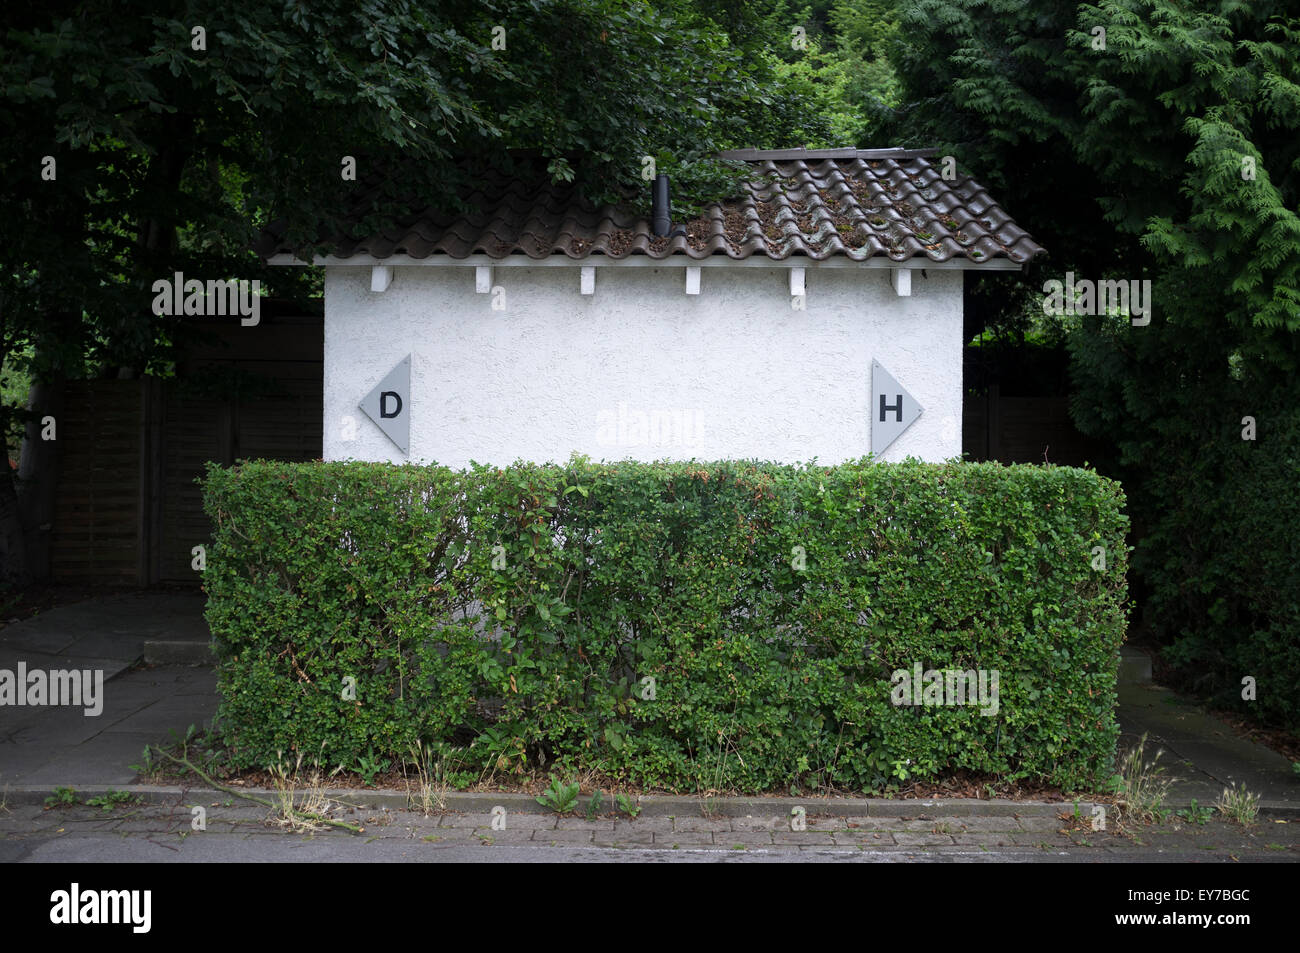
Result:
[259, 148, 1044, 266]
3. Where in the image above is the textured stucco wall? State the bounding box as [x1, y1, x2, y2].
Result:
[322, 264, 963, 467]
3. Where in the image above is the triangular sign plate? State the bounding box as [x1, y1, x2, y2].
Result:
[871, 360, 923, 456]
[359, 356, 410, 454]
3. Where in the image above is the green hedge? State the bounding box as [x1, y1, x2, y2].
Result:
[201, 458, 1129, 792]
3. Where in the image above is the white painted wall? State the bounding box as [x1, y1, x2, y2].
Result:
[322, 264, 964, 467]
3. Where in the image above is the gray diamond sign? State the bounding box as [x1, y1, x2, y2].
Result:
[871, 360, 922, 455]
[359, 355, 410, 454]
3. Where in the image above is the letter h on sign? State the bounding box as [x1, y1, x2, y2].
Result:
[870, 360, 923, 455]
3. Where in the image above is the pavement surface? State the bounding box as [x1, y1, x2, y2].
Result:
[2, 590, 1298, 863]
[4, 793, 1297, 862]
[1117, 680, 1297, 808]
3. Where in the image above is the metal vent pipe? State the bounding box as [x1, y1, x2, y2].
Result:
[652, 174, 672, 237]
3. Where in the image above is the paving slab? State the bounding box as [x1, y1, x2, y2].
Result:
[894, 832, 957, 846]
[899, 817, 963, 831]
[671, 816, 734, 833]
[656, 832, 715, 846]
[15, 730, 162, 787]
[772, 831, 837, 845]
[0, 649, 127, 683]
[6, 794, 1299, 861]
[952, 832, 1017, 847]
[723, 831, 776, 846]
[832, 831, 893, 846]
[471, 829, 535, 845]
[1118, 681, 1298, 807]
[533, 829, 595, 845]
[478, 812, 558, 831]
[556, 816, 615, 830]
[416, 829, 476, 843]
[839, 816, 910, 831]
[0, 591, 205, 661]
[594, 831, 657, 846]
[440, 812, 501, 829]
[0, 592, 219, 789]
[3, 703, 110, 747]
[953, 816, 1024, 832]
[1010, 832, 1072, 847]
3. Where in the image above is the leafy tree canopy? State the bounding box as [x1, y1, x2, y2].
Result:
[1, 0, 845, 385]
[883, 0, 1300, 345]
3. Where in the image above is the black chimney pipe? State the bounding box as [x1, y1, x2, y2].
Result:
[651, 174, 686, 239]
[652, 174, 671, 237]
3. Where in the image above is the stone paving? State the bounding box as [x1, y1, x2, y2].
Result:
[1118, 680, 1299, 807]
[4, 796, 1297, 860]
[0, 665, 218, 786]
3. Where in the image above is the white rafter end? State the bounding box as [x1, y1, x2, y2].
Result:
[685, 267, 701, 295]
[370, 265, 393, 293]
[789, 267, 806, 297]
[891, 268, 912, 296]
[580, 266, 596, 295]
[475, 266, 493, 293]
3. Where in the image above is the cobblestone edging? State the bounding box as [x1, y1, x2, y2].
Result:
[6, 797, 1296, 857]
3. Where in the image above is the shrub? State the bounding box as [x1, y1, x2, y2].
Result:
[1069, 311, 1300, 733]
[202, 457, 1128, 792]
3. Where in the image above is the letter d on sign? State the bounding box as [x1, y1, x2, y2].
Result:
[359, 356, 411, 454]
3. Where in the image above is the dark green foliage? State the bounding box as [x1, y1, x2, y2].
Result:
[203, 457, 1128, 792]
[1070, 310, 1300, 731]
[0, 0, 849, 581]
[885, 0, 1300, 731]
[0, 0, 811, 379]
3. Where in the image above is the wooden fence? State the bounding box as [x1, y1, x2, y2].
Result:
[962, 383, 1103, 466]
[49, 316, 322, 585]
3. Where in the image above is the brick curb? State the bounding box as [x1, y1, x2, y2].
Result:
[6, 784, 1295, 817]
[1, 784, 1081, 815]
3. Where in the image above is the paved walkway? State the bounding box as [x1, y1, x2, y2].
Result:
[1118, 681, 1298, 808]
[1, 591, 1297, 819]
[1, 592, 217, 787]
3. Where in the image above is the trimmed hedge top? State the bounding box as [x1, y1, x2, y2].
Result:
[202, 457, 1128, 792]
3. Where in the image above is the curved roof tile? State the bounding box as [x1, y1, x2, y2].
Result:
[258, 148, 1045, 266]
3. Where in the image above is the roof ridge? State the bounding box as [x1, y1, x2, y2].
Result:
[719, 147, 942, 161]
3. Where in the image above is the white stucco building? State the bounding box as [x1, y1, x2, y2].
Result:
[264, 148, 1044, 468]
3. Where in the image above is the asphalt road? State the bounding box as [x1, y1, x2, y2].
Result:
[6, 836, 1298, 863]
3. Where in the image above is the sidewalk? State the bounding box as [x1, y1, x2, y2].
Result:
[5, 795, 1297, 863]
[1119, 680, 1298, 809]
[1, 591, 217, 787]
[2, 591, 1297, 813]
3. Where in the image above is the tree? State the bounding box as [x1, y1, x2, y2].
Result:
[0, 0, 831, 584]
[881, 0, 1300, 728]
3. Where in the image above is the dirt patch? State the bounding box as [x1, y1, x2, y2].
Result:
[1205, 707, 1300, 764]
[138, 743, 1085, 803]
